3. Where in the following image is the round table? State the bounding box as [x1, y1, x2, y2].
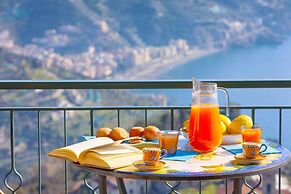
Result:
[76, 142, 290, 194]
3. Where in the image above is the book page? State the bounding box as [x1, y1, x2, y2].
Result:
[49, 137, 114, 161]
[80, 151, 143, 169]
[90, 144, 141, 155]
[67, 137, 114, 157]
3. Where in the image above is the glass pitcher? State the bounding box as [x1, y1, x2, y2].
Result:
[188, 78, 230, 153]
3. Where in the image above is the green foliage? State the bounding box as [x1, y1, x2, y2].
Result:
[179, 188, 197, 194]
[179, 183, 217, 194]
[202, 184, 217, 194]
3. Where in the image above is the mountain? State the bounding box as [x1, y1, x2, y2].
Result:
[1, 0, 291, 54]
[0, 0, 291, 81]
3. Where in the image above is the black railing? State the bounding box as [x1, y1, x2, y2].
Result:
[0, 80, 290, 194]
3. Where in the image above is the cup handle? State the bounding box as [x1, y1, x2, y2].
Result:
[160, 149, 168, 159]
[218, 87, 230, 117]
[259, 144, 268, 155]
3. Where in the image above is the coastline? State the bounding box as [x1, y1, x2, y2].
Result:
[116, 48, 221, 79]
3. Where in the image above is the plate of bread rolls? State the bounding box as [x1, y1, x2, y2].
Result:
[95, 125, 161, 149]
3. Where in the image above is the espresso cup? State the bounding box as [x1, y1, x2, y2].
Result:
[242, 142, 267, 159]
[142, 148, 167, 166]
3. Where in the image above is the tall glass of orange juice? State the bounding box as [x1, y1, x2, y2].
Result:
[159, 130, 179, 155]
[188, 79, 228, 153]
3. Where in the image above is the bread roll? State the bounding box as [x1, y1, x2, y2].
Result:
[129, 127, 144, 137]
[144, 126, 160, 141]
[109, 127, 129, 141]
[96, 127, 112, 137]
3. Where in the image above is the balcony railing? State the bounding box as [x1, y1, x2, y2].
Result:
[0, 80, 290, 194]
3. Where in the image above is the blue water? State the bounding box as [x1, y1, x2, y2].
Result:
[159, 36, 291, 106]
[163, 37, 291, 80]
[159, 36, 291, 149]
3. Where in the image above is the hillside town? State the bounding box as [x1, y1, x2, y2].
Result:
[0, 30, 200, 79]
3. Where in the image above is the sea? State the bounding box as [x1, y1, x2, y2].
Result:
[159, 35, 291, 149]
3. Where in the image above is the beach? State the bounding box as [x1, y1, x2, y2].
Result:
[116, 48, 221, 80]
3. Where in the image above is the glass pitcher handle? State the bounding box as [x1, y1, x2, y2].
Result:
[217, 87, 230, 117]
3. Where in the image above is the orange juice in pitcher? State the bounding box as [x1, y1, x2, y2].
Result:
[189, 104, 222, 153]
[188, 79, 229, 153]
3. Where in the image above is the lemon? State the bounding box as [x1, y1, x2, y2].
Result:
[228, 115, 253, 134]
[220, 114, 231, 134]
[220, 121, 227, 134]
[220, 114, 231, 128]
[183, 120, 190, 131]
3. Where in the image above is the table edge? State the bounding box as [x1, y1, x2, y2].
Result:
[74, 142, 291, 181]
[75, 154, 290, 181]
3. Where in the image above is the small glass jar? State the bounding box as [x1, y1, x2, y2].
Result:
[241, 125, 262, 143]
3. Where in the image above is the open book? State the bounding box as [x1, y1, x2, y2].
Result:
[48, 137, 142, 169]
